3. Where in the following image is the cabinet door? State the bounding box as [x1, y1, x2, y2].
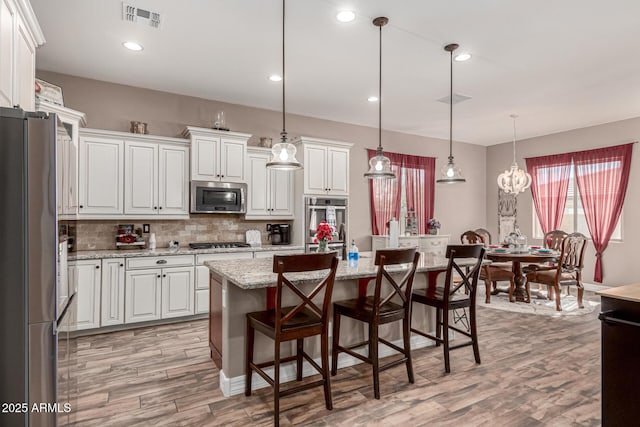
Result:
[161, 266, 194, 319]
[220, 138, 246, 182]
[71, 260, 101, 330]
[0, 0, 15, 108]
[191, 136, 219, 181]
[246, 151, 270, 216]
[327, 147, 349, 195]
[79, 136, 123, 215]
[101, 258, 125, 326]
[304, 145, 327, 194]
[124, 141, 158, 215]
[125, 269, 161, 323]
[195, 289, 209, 314]
[14, 14, 34, 111]
[270, 167, 294, 217]
[158, 144, 189, 215]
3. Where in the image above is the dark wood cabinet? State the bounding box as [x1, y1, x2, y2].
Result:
[209, 272, 223, 369]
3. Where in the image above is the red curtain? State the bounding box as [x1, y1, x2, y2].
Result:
[573, 143, 633, 282]
[403, 154, 435, 234]
[525, 153, 573, 235]
[368, 149, 403, 235]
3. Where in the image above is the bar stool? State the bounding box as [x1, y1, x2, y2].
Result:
[245, 252, 339, 427]
[331, 248, 420, 399]
[411, 244, 485, 373]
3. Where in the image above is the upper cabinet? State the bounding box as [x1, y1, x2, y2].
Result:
[78, 128, 190, 219]
[0, 0, 44, 110]
[294, 137, 352, 196]
[35, 100, 87, 219]
[182, 127, 249, 183]
[245, 147, 294, 220]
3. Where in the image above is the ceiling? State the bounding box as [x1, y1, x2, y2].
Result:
[30, 0, 640, 146]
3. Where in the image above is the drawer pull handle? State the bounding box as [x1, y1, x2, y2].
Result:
[156, 260, 168, 264]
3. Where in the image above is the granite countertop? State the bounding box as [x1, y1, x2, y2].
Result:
[597, 283, 640, 303]
[68, 245, 305, 260]
[206, 253, 485, 290]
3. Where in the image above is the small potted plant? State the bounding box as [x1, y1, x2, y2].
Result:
[427, 218, 441, 235]
[314, 220, 336, 252]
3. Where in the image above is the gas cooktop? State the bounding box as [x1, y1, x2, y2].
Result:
[188, 242, 251, 249]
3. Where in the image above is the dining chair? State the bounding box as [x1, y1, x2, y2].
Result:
[331, 247, 420, 399]
[524, 229, 569, 299]
[245, 252, 339, 426]
[411, 244, 486, 373]
[461, 230, 515, 303]
[526, 233, 587, 311]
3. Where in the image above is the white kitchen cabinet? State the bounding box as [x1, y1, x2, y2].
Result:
[0, 0, 43, 109]
[69, 260, 101, 330]
[371, 235, 450, 257]
[36, 101, 87, 219]
[101, 258, 125, 327]
[158, 144, 189, 215]
[245, 147, 294, 219]
[183, 127, 249, 183]
[294, 137, 352, 196]
[125, 269, 162, 323]
[161, 266, 194, 319]
[78, 135, 124, 215]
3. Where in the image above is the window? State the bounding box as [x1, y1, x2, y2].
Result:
[533, 163, 623, 240]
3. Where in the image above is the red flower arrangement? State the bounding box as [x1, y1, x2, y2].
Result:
[313, 220, 336, 243]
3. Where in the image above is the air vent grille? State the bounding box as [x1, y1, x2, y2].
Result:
[122, 2, 161, 29]
[437, 93, 472, 105]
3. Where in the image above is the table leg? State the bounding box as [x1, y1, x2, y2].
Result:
[511, 262, 530, 303]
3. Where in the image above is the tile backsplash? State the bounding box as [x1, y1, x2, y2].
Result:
[69, 215, 292, 251]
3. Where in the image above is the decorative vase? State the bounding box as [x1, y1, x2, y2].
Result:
[317, 239, 328, 253]
[428, 228, 438, 235]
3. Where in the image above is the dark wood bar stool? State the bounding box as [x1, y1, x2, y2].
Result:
[245, 252, 339, 426]
[331, 248, 420, 399]
[411, 245, 485, 373]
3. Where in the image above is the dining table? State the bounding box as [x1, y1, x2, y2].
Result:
[485, 250, 558, 302]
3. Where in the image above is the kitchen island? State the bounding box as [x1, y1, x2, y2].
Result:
[206, 252, 484, 396]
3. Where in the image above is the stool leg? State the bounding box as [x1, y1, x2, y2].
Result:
[274, 341, 281, 426]
[402, 315, 414, 384]
[321, 330, 333, 410]
[245, 318, 254, 396]
[331, 309, 340, 376]
[443, 309, 451, 374]
[435, 308, 442, 347]
[370, 322, 380, 399]
[470, 304, 481, 365]
[296, 338, 303, 381]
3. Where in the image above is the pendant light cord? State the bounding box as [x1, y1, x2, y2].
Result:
[448, 48, 453, 161]
[512, 116, 517, 163]
[378, 22, 382, 151]
[281, 0, 287, 142]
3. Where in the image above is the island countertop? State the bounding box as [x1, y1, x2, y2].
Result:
[597, 283, 640, 303]
[205, 253, 485, 290]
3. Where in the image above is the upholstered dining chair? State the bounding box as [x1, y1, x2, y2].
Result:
[411, 244, 486, 373]
[524, 229, 569, 299]
[461, 230, 515, 303]
[245, 252, 339, 427]
[331, 248, 420, 399]
[526, 233, 587, 311]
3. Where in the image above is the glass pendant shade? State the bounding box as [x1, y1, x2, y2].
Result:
[364, 147, 395, 179]
[437, 159, 465, 183]
[266, 140, 302, 170]
[497, 114, 531, 194]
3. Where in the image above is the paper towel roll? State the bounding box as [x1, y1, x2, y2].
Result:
[389, 218, 399, 248]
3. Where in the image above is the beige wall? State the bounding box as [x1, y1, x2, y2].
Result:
[38, 70, 487, 250]
[486, 117, 640, 286]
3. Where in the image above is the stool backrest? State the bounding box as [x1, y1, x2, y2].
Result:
[372, 248, 421, 316]
[272, 252, 339, 332]
[443, 245, 485, 300]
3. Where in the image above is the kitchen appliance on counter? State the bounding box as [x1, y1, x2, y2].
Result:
[0, 107, 76, 426]
[190, 181, 247, 214]
[245, 230, 262, 247]
[188, 242, 251, 249]
[304, 197, 348, 256]
[267, 224, 291, 245]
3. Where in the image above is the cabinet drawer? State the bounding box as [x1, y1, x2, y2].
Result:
[196, 252, 253, 265]
[398, 238, 420, 248]
[195, 289, 209, 314]
[421, 237, 449, 255]
[126, 255, 194, 270]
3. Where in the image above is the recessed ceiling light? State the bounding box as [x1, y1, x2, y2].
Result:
[454, 52, 472, 62]
[336, 10, 356, 23]
[123, 41, 143, 51]
[269, 74, 282, 82]
[367, 96, 378, 102]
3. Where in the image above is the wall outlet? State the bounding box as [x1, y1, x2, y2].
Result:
[143, 224, 150, 233]
[266, 224, 272, 232]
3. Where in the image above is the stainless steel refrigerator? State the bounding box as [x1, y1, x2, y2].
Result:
[0, 107, 74, 426]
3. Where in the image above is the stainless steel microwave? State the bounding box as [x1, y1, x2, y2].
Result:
[190, 181, 247, 214]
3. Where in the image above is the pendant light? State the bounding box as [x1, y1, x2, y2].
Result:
[497, 114, 532, 193]
[266, 0, 302, 170]
[437, 43, 465, 184]
[364, 17, 395, 180]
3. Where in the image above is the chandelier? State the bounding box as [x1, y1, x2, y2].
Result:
[497, 114, 531, 194]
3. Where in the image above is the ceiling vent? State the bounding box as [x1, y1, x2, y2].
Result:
[122, 3, 161, 29]
[437, 93, 472, 105]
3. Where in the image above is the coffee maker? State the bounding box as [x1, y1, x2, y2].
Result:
[268, 224, 290, 245]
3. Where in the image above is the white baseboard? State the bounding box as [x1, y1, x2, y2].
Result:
[219, 333, 436, 397]
[583, 282, 610, 292]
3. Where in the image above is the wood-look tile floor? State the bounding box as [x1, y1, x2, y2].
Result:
[67, 292, 602, 426]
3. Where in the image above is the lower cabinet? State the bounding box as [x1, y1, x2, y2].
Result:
[371, 235, 450, 257]
[69, 260, 101, 330]
[101, 258, 125, 326]
[125, 269, 162, 323]
[161, 266, 195, 319]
